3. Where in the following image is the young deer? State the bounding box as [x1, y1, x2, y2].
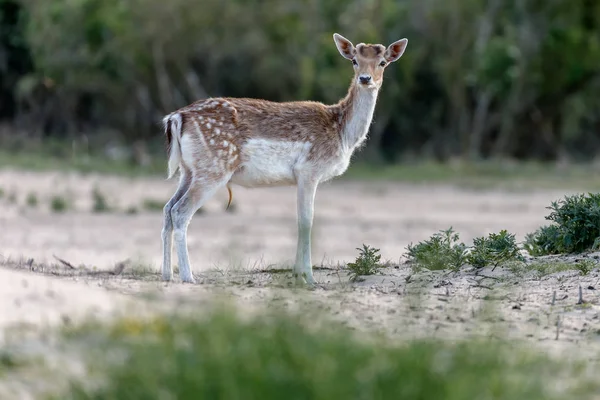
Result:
[161, 33, 408, 284]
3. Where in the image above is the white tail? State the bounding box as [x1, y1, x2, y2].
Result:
[164, 113, 183, 179]
[160, 33, 408, 285]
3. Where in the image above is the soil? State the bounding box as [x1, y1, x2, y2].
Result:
[0, 168, 599, 398]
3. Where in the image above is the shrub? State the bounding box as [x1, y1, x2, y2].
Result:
[26, 192, 38, 207]
[467, 230, 525, 269]
[523, 225, 562, 256]
[347, 244, 383, 281]
[91, 187, 111, 213]
[524, 193, 600, 255]
[406, 227, 467, 271]
[50, 195, 68, 213]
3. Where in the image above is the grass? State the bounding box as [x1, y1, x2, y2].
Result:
[3, 146, 600, 190]
[0, 147, 166, 178]
[142, 198, 165, 212]
[52, 306, 596, 400]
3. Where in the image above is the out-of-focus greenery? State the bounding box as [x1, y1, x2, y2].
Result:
[1, 0, 599, 163]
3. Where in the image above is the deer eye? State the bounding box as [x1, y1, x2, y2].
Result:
[379, 61, 386, 67]
[352, 59, 358, 66]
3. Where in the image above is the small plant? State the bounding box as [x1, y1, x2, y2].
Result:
[125, 206, 139, 215]
[467, 230, 525, 269]
[92, 187, 111, 212]
[142, 198, 165, 212]
[406, 227, 467, 271]
[50, 195, 68, 213]
[347, 244, 383, 281]
[523, 225, 561, 256]
[26, 192, 38, 207]
[575, 259, 596, 276]
[524, 193, 600, 255]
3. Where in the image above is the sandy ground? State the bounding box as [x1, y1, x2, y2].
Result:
[1, 169, 599, 397]
[0, 169, 582, 269]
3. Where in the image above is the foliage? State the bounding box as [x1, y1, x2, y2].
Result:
[524, 193, 600, 255]
[25, 191, 37, 207]
[55, 309, 584, 400]
[91, 187, 110, 212]
[467, 230, 525, 268]
[50, 195, 68, 212]
[523, 225, 562, 256]
[575, 259, 596, 276]
[141, 198, 164, 212]
[347, 244, 383, 281]
[406, 227, 467, 271]
[1, 0, 600, 162]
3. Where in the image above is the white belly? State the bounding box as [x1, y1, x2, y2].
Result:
[320, 153, 352, 183]
[230, 138, 312, 188]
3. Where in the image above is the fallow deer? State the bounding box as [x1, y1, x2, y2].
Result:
[161, 33, 408, 284]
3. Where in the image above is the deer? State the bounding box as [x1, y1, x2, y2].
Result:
[161, 33, 408, 285]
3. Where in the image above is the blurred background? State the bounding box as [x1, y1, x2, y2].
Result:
[1, 0, 600, 269]
[1, 0, 599, 166]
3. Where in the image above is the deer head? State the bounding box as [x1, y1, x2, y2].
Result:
[333, 33, 408, 90]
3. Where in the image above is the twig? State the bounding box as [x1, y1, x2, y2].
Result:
[551, 291, 556, 306]
[577, 285, 585, 305]
[470, 284, 494, 290]
[111, 259, 130, 276]
[555, 316, 561, 340]
[53, 255, 76, 269]
[475, 274, 501, 281]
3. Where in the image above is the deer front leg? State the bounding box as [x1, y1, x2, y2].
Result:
[294, 177, 319, 285]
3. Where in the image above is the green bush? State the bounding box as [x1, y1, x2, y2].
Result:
[467, 230, 525, 268]
[50, 195, 69, 213]
[55, 309, 581, 400]
[524, 193, 600, 255]
[91, 187, 111, 213]
[347, 244, 383, 281]
[406, 227, 467, 271]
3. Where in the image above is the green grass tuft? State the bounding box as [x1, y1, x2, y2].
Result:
[54, 308, 592, 400]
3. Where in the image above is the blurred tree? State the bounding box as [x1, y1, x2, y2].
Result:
[0, 0, 597, 162]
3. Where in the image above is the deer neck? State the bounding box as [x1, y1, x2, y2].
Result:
[334, 82, 379, 152]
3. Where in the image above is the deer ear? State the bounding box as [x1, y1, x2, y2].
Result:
[333, 33, 356, 60]
[384, 38, 408, 63]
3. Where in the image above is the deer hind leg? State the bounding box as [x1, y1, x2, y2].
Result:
[161, 167, 192, 281]
[171, 174, 232, 283]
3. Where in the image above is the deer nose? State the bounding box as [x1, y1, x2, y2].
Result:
[359, 75, 372, 85]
